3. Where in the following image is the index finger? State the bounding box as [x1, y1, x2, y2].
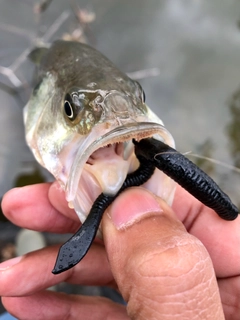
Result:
[1, 182, 79, 234]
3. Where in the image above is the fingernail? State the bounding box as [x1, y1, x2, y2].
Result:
[0, 256, 22, 271]
[109, 188, 162, 229]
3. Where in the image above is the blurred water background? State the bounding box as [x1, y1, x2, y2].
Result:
[0, 0, 240, 316]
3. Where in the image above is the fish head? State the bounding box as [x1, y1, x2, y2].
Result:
[24, 40, 176, 226]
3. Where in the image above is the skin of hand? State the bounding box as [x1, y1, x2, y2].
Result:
[0, 182, 239, 320]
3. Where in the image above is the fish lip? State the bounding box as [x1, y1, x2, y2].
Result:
[66, 122, 174, 203]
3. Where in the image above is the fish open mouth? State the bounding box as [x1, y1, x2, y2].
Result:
[66, 122, 176, 223]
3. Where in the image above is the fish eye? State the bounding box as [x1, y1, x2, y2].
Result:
[64, 100, 74, 118]
[64, 93, 84, 122]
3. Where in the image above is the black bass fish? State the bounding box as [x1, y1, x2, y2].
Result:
[24, 40, 176, 226]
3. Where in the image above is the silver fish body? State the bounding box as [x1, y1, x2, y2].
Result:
[24, 40, 175, 224]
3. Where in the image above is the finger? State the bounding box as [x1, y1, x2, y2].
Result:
[173, 186, 240, 278]
[2, 290, 128, 320]
[0, 243, 114, 297]
[218, 275, 240, 320]
[102, 187, 224, 320]
[1, 183, 79, 233]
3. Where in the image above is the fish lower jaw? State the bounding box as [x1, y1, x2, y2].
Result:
[70, 143, 176, 225]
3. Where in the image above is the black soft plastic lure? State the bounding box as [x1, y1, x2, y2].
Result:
[53, 137, 239, 274]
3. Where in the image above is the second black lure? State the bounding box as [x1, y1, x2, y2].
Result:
[53, 137, 239, 274]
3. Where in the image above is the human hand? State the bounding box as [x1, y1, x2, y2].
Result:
[0, 182, 239, 320]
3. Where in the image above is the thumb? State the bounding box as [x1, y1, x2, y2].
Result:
[102, 187, 224, 320]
